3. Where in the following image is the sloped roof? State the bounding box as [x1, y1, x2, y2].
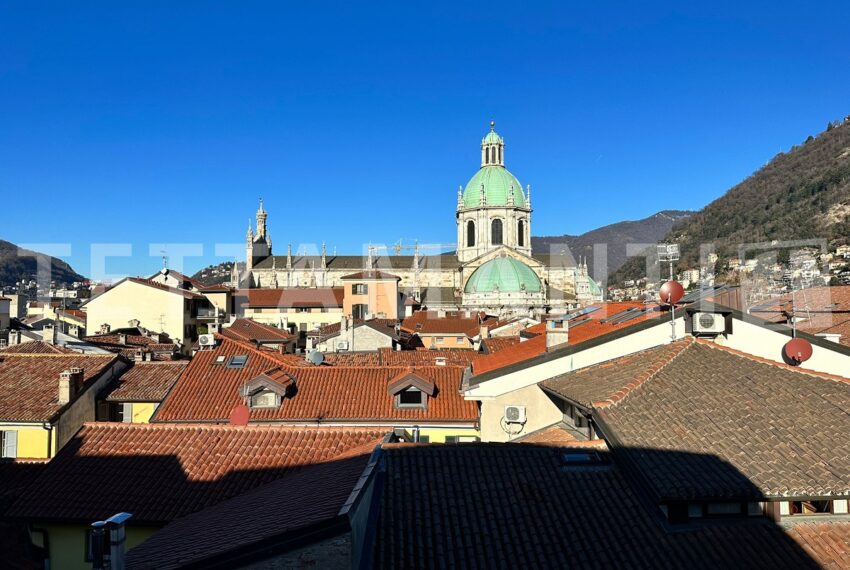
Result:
[379, 347, 478, 366]
[0, 341, 76, 355]
[544, 338, 850, 499]
[220, 318, 295, 344]
[154, 338, 477, 424]
[125, 450, 374, 569]
[471, 302, 658, 376]
[7, 423, 386, 525]
[401, 311, 495, 337]
[243, 287, 344, 308]
[341, 270, 400, 280]
[0, 353, 118, 422]
[101, 361, 188, 402]
[374, 444, 839, 569]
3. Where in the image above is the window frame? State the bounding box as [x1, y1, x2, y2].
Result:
[491, 218, 503, 245]
[227, 355, 249, 369]
[396, 387, 427, 409]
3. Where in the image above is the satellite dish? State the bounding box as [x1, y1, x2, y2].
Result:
[229, 404, 250, 426]
[659, 280, 685, 305]
[307, 350, 325, 366]
[784, 338, 813, 365]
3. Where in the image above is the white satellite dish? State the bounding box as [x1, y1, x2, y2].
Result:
[307, 350, 325, 366]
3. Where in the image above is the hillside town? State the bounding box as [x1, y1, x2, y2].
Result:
[1, 123, 850, 569]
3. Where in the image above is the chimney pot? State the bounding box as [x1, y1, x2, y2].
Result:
[546, 318, 569, 352]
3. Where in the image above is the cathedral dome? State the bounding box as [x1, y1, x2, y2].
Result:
[464, 256, 542, 294]
[462, 166, 526, 208]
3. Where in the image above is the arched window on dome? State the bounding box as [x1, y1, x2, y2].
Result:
[491, 219, 503, 246]
[467, 220, 475, 247]
[485, 147, 490, 164]
[498, 146, 502, 164]
[518, 219, 525, 247]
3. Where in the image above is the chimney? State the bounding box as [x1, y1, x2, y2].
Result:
[58, 370, 76, 405]
[69, 325, 80, 338]
[128, 318, 141, 329]
[91, 512, 133, 570]
[479, 324, 490, 340]
[117, 333, 128, 345]
[546, 318, 569, 352]
[100, 323, 111, 335]
[340, 316, 349, 332]
[43, 323, 56, 345]
[437, 309, 446, 319]
[9, 330, 21, 346]
[134, 348, 146, 362]
[208, 322, 221, 334]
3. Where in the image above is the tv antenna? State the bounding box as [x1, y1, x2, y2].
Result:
[657, 244, 684, 340]
[160, 250, 169, 270]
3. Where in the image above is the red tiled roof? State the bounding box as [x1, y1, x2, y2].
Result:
[0, 341, 76, 355]
[244, 287, 344, 308]
[57, 308, 86, 322]
[373, 444, 849, 569]
[154, 338, 477, 423]
[341, 270, 401, 280]
[471, 302, 659, 376]
[401, 311, 495, 337]
[102, 361, 188, 402]
[220, 319, 295, 344]
[480, 336, 521, 354]
[270, 351, 383, 367]
[379, 347, 478, 366]
[7, 423, 386, 525]
[309, 318, 399, 343]
[0, 353, 118, 422]
[125, 450, 374, 569]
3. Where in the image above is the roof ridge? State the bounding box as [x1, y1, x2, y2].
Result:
[81, 421, 384, 432]
[593, 337, 695, 409]
[694, 337, 850, 386]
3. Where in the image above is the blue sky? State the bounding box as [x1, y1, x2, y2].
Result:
[2, 1, 849, 280]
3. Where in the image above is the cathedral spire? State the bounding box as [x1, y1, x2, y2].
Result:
[321, 242, 327, 268]
[286, 243, 292, 269]
[255, 197, 268, 239]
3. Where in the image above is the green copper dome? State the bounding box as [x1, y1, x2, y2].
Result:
[462, 166, 526, 208]
[464, 256, 542, 294]
[482, 130, 503, 144]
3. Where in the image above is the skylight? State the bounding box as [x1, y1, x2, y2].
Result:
[227, 355, 248, 369]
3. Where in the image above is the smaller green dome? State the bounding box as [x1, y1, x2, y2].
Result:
[482, 121, 503, 144]
[464, 256, 542, 294]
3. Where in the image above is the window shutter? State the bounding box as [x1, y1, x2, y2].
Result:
[2, 431, 17, 458]
[122, 403, 133, 423]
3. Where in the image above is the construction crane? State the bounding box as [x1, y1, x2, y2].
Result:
[367, 239, 455, 257]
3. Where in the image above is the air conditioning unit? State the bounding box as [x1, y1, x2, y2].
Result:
[504, 405, 527, 424]
[692, 312, 725, 335]
[198, 334, 216, 347]
[336, 340, 350, 351]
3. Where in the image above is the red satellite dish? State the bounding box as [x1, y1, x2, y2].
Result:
[784, 338, 813, 365]
[229, 404, 250, 426]
[659, 280, 685, 305]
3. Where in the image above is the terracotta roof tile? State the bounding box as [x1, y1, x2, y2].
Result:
[401, 311, 495, 337]
[0, 341, 76, 354]
[0, 353, 118, 422]
[101, 361, 188, 402]
[546, 338, 850, 499]
[379, 347, 478, 366]
[154, 338, 478, 424]
[479, 336, 521, 354]
[243, 287, 344, 308]
[374, 444, 838, 569]
[220, 318, 295, 344]
[125, 449, 374, 569]
[471, 302, 659, 376]
[7, 423, 386, 525]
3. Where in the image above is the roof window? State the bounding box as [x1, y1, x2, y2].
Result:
[227, 355, 248, 369]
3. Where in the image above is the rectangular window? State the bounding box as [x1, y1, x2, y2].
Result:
[1, 430, 17, 458]
[352, 284, 368, 295]
[352, 304, 369, 320]
[706, 503, 742, 516]
[789, 500, 833, 516]
[456, 337, 464, 344]
[445, 436, 459, 444]
[227, 355, 248, 369]
[435, 337, 444, 345]
[397, 388, 425, 408]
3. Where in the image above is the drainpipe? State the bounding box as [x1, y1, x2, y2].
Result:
[41, 422, 53, 458]
[412, 425, 420, 443]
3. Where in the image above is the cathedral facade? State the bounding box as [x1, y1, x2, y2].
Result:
[241, 123, 602, 316]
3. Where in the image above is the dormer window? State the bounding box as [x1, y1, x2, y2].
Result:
[397, 387, 425, 408]
[388, 370, 436, 410]
[241, 367, 295, 410]
[250, 389, 280, 409]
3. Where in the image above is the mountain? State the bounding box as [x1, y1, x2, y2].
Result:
[192, 261, 235, 286]
[532, 210, 694, 276]
[0, 240, 86, 287]
[612, 117, 850, 285]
